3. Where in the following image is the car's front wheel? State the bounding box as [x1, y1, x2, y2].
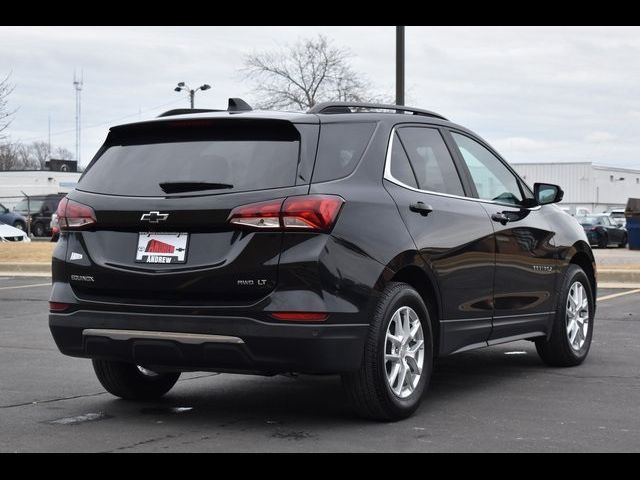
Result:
[92, 360, 180, 400]
[13, 220, 25, 231]
[598, 233, 608, 249]
[342, 282, 433, 421]
[535, 265, 594, 367]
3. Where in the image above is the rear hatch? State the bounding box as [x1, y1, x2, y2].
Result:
[65, 116, 318, 306]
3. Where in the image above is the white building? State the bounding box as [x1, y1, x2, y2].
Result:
[0, 170, 81, 210]
[512, 162, 640, 214]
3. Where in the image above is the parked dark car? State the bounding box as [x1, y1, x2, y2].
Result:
[13, 193, 66, 237]
[0, 202, 27, 231]
[579, 214, 628, 248]
[49, 101, 597, 420]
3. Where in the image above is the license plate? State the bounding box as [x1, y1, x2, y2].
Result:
[136, 232, 188, 264]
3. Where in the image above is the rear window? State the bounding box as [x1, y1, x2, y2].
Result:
[311, 122, 376, 183]
[78, 120, 302, 197]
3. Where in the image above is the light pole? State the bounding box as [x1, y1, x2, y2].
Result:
[396, 26, 405, 106]
[174, 82, 211, 109]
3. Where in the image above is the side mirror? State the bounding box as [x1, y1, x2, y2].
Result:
[534, 183, 564, 205]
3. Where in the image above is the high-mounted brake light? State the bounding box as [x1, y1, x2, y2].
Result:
[228, 195, 344, 233]
[56, 197, 97, 231]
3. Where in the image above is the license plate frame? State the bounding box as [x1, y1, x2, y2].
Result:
[135, 232, 189, 264]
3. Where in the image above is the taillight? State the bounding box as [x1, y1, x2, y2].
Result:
[57, 198, 97, 231]
[228, 195, 344, 233]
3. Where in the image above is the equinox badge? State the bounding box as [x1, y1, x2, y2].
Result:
[141, 211, 169, 223]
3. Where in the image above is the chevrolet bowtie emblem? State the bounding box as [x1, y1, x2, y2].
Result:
[141, 211, 169, 223]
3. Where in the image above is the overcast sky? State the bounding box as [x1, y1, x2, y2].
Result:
[1, 25, 639, 168]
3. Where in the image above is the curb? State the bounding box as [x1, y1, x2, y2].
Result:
[598, 269, 640, 284]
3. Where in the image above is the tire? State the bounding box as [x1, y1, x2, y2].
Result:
[597, 233, 608, 249]
[342, 282, 433, 421]
[619, 235, 628, 248]
[13, 220, 25, 231]
[92, 360, 180, 400]
[535, 265, 594, 367]
[32, 222, 45, 237]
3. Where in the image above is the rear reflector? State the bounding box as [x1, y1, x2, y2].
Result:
[270, 312, 328, 322]
[49, 302, 70, 312]
[228, 195, 344, 232]
[56, 197, 97, 231]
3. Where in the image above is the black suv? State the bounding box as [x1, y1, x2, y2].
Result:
[14, 193, 66, 237]
[49, 101, 596, 420]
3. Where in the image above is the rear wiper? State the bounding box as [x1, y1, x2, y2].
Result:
[159, 182, 234, 194]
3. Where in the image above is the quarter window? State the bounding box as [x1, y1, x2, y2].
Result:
[451, 132, 524, 206]
[396, 127, 465, 196]
[389, 132, 418, 188]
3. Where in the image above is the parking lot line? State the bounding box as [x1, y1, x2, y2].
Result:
[597, 289, 640, 302]
[0, 282, 51, 291]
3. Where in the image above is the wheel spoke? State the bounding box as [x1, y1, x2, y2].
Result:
[387, 334, 403, 347]
[408, 339, 424, 355]
[394, 364, 407, 396]
[385, 353, 400, 364]
[388, 362, 400, 387]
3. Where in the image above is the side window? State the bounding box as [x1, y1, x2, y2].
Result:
[312, 122, 376, 183]
[396, 127, 464, 196]
[451, 132, 524, 206]
[389, 132, 418, 188]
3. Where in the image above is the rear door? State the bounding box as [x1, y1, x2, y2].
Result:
[66, 117, 318, 305]
[448, 130, 557, 343]
[383, 125, 496, 354]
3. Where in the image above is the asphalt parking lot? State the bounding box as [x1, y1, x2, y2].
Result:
[1, 276, 639, 452]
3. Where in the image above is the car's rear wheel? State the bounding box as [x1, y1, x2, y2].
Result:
[342, 282, 433, 421]
[32, 222, 45, 237]
[535, 265, 594, 367]
[13, 220, 25, 231]
[619, 234, 628, 248]
[92, 360, 180, 400]
[598, 233, 608, 248]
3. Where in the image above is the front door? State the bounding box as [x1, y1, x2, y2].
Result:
[384, 125, 496, 354]
[449, 131, 557, 343]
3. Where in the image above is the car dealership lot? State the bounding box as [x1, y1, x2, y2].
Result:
[1, 276, 638, 452]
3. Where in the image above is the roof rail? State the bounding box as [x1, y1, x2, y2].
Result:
[157, 108, 221, 118]
[307, 102, 448, 120]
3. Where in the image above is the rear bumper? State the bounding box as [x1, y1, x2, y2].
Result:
[49, 310, 368, 374]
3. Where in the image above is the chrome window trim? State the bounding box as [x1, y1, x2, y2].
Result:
[383, 124, 541, 211]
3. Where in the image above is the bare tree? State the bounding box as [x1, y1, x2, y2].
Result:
[0, 142, 19, 170]
[0, 73, 15, 140]
[53, 146, 74, 160]
[243, 35, 379, 110]
[29, 141, 51, 169]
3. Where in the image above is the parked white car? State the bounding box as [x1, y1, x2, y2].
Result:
[0, 221, 31, 242]
[607, 208, 626, 227]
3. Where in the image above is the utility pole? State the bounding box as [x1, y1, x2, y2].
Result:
[396, 26, 405, 106]
[73, 71, 83, 164]
[47, 114, 51, 163]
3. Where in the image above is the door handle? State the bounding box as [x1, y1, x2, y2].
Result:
[491, 212, 510, 225]
[409, 201, 433, 216]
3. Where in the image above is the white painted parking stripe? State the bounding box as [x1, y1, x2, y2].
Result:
[598, 289, 640, 302]
[0, 282, 51, 291]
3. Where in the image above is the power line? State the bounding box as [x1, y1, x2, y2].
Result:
[16, 96, 187, 144]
